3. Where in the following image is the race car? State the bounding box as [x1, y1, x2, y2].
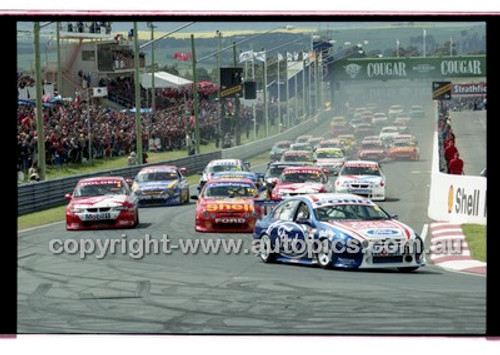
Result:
[132, 165, 189, 206]
[334, 160, 386, 201]
[379, 126, 401, 147]
[263, 162, 313, 197]
[336, 134, 357, 157]
[295, 135, 313, 144]
[253, 193, 425, 272]
[197, 158, 250, 193]
[313, 148, 346, 175]
[211, 171, 265, 191]
[269, 140, 292, 161]
[65, 176, 139, 230]
[307, 137, 324, 151]
[353, 122, 375, 140]
[388, 104, 404, 119]
[193, 178, 261, 233]
[318, 138, 344, 150]
[280, 150, 315, 164]
[410, 105, 425, 119]
[271, 166, 333, 201]
[289, 142, 313, 152]
[356, 138, 386, 161]
[372, 112, 389, 127]
[386, 139, 420, 161]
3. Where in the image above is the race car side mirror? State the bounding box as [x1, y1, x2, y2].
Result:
[180, 167, 188, 175]
[190, 195, 199, 201]
[125, 178, 133, 186]
[322, 168, 330, 174]
[243, 160, 251, 169]
[64, 193, 72, 200]
[390, 214, 399, 220]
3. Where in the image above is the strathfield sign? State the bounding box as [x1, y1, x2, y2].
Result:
[332, 56, 486, 81]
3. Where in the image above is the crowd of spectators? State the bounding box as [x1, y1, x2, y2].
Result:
[17, 72, 285, 177]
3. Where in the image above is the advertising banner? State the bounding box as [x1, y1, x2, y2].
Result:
[332, 55, 486, 81]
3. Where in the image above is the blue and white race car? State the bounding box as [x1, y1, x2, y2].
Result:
[132, 165, 190, 206]
[253, 193, 425, 272]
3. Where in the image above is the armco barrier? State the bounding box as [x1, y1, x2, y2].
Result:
[17, 151, 221, 215]
[427, 105, 486, 225]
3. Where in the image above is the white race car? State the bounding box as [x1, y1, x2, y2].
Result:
[334, 160, 386, 201]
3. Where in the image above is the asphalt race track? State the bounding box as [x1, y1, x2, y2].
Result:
[17, 107, 486, 334]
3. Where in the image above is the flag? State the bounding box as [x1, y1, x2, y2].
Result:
[277, 53, 284, 62]
[174, 52, 192, 61]
[239, 50, 255, 63]
[254, 51, 266, 62]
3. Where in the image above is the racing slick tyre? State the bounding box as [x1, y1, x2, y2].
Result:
[133, 210, 140, 227]
[259, 234, 276, 263]
[397, 266, 419, 272]
[316, 240, 333, 269]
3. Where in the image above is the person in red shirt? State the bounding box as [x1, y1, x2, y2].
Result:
[444, 140, 458, 171]
[448, 152, 464, 175]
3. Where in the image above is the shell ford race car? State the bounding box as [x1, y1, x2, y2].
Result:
[386, 140, 420, 161]
[253, 193, 425, 272]
[193, 178, 261, 233]
[197, 158, 250, 193]
[132, 165, 189, 206]
[65, 176, 139, 230]
[271, 166, 333, 201]
[334, 160, 386, 201]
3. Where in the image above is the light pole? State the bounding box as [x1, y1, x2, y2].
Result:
[56, 22, 62, 96]
[34, 21, 46, 180]
[133, 22, 143, 164]
[147, 22, 157, 113]
[191, 34, 200, 155]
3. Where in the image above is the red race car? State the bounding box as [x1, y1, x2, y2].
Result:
[194, 178, 261, 233]
[387, 139, 420, 161]
[65, 176, 139, 230]
[356, 137, 387, 161]
[271, 166, 333, 201]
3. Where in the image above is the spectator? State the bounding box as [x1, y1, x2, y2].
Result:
[444, 140, 458, 171]
[28, 161, 40, 182]
[128, 28, 134, 41]
[127, 151, 138, 166]
[448, 152, 464, 175]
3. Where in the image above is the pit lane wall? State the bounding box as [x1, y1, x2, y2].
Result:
[427, 105, 486, 225]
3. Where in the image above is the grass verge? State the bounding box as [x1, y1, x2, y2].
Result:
[462, 223, 486, 262]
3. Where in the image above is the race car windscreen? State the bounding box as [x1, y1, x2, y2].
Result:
[135, 171, 178, 182]
[341, 165, 381, 176]
[208, 164, 243, 173]
[203, 182, 257, 198]
[393, 141, 415, 147]
[280, 171, 326, 183]
[74, 182, 128, 197]
[316, 150, 343, 159]
[265, 166, 286, 178]
[282, 154, 313, 162]
[361, 141, 383, 149]
[314, 203, 391, 221]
